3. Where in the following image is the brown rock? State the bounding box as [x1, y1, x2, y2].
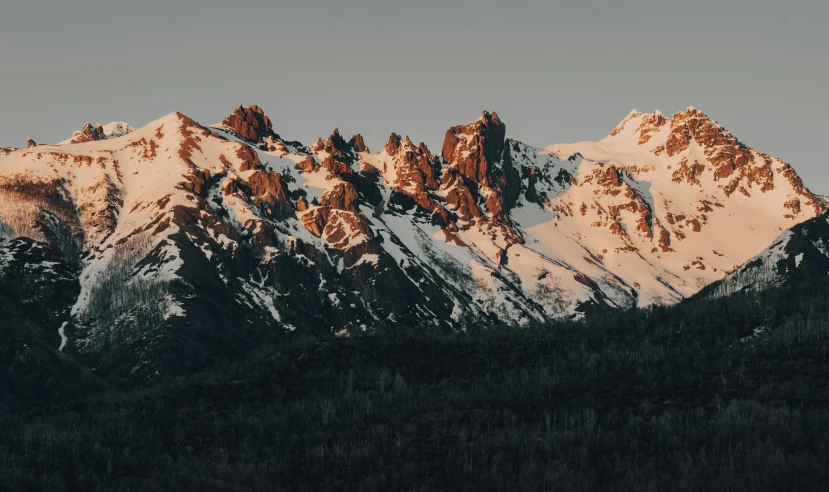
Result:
[778, 161, 826, 215]
[666, 108, 757, 183]
[221, 105, 276, 143]
[686, 219, 701, 232]
[320, 183, 360, 213]
[349, 134, 369, 153]
[246, 170, 293, 218]
[671, 158, 705, 186]
[222, 178, 238, 196]
[658, 228, 673, 252]
[597, 165, 622, 188]
[636, 217, 653, 238]
[385, 133, 402, 154]
[296, 156, 319, 173]
[385, 134, 440, 190]
[179, 167, 211, 198]
[301, 208, 326, 237]
[324, 128, 350, 157]
[441, 111, 520, 221]
[69, 123, 108, 144]
[236, 144, 263, 172]
[441, 168, 483, 221]
[441, 110, 506, 186]
[321, 156, 353, 177]
[635, 111, 667, 145]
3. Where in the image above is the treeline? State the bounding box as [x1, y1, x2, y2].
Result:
[2, 281, 829, 490]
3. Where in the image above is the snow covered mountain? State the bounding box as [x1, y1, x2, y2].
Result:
[0, 105, 824, 378]
[702, 212, 829, 298]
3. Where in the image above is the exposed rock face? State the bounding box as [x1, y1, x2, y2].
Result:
[235, 144, 263, 172]
[440, 111, 521, 223]
[349, 134, 369, 153]
[221, 105, 277, 143]
[635, 111, 667, 144]
[69, 123, 107, 144]
[442, 111, 507, 185]
[440, 168, 483, 221]
[664, 108, 756, 186]
[385, 134, 441, 190]
[320, 182, 360, 213]
[242, 170, 294, 220]
[26, 138, 37, 148]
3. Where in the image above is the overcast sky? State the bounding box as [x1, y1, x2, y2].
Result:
[1, 0, 827, 191]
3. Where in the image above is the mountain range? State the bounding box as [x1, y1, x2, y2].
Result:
[1, 105, 824, 379]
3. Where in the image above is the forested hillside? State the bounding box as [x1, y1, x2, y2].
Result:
[3, 280, 829, 491]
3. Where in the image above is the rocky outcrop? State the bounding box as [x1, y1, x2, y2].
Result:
[377, 134, 453, 225]
[243, 170, 294, 220]
[235, 145, 263, 172]
[221, 105, 277, 143]
[635, 111, 667, 145]
[441, 111, 520, 222]
[320, 182, 360, 213]
[442, 111, 507, 185]
[386, 134, 441, 190]
[349, 134, 369, 153]
[26, 138, 37, 148]
[69, 123, 107, 144]
[441, 168, 483, 221]
[666, 108, 755, 180]
[672, 158, 706, 186]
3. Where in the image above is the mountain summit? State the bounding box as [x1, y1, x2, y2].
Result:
[0, 105, 823, 378]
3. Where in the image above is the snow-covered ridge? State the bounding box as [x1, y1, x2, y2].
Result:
[0, 104, 824, 377]
[56, 121, 134, 145]
[704, 212, 829, 298]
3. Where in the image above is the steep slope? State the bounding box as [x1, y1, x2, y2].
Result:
[701, 212, 829, 297]
[0, 237, 103, 411]
[0, 105, 824, 379]
[539, 107, 826, 305]
[1, 112, 320, 378]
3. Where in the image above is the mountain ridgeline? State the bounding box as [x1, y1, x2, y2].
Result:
[0, 105, 825, 379]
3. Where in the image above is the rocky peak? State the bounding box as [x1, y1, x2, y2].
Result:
[26, 138, 37, 148]
[69, 123, 107, 144]
[662, 107, 759, 185]
[385, 133, 402, 155]
[221, 105, 277, 143]
[385, 133, 420, 156]
[349, 134, 369, 153]
[441, 111, 518, 222]
[384, 134, 441, 192]
[442, 110, 507, 186]
[324, 128, 351, 157]
[417, 142, 433, 159]
[669, 107, 734, 149]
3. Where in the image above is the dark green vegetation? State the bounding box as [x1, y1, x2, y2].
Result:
[3, 281, 829, 491]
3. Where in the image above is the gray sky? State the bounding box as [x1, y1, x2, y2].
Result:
[2, 0, 827, 191]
